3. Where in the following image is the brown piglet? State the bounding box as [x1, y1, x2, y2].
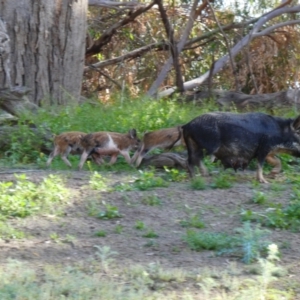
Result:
[131, 126, 185, 167]
[78, 129, 140, 170]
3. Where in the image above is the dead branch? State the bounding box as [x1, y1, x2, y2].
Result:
[158, 5, 300, 98]
[86, 1, 156, 58]
[155, 0, 184, 93]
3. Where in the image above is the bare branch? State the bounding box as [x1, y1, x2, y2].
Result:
[155, 0, 184, 93]
[85, 42, 166, 71]
[208, 1, 239, 91]
[147, 0, 204, 97]
[88, 0, 140, 8]
[253, 20, 300, 37]
[158, 4, 300, 98]
[86, 1, 156, 58]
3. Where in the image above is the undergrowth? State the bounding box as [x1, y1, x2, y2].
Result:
[0, 244, 292, 300]
[0, 174, 69, 217]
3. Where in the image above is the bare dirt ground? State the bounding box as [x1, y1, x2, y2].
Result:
[1, 167, 300, 296]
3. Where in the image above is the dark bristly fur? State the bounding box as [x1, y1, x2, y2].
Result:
[182, 112, 300, 183]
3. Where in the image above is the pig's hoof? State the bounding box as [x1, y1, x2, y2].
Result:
[258, 177, 269, 184]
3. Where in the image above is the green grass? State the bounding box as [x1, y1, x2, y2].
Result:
[113, 170, 169, 191]
[2, 97, 205, 167]
[184, 223, 272, 264]
[190, 176, 206, 190]
[0, 174, 69, 218]
[241, 188, 300, 231]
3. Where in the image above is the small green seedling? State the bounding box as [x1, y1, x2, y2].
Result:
[97, 204, 121, 220]
[135, 220, 145, 230]
[142, 229, 159, 238]
[94, 230, 107, 237]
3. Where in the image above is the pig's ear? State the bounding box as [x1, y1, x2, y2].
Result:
[292, 116, 300, 131]
[129, 129, 137, 138]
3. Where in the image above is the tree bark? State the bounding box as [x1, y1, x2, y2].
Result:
[0, 0, 87, 106]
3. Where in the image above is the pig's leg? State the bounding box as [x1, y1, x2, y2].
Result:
[135, 145, 148, 167]
[265, 153, 281, 175]
[78, 150, 90, 170]
[61, 146, 73, 167]
[120, 150, 132, 165]
[131, 144, 143, 165]
[187, 138, 207, 177]
[108, 154, 118, 165]
[256, 154, 269, 183]
[91, 153, 105, 165]
[47, 146, 59, 167]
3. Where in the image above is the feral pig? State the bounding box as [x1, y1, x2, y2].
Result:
[47, 131, 87, 167]
[131, 126, 185, 167]
[46, 131, 105, 167]
[78, 129, 140, 170]
[182, 112, 300, 183]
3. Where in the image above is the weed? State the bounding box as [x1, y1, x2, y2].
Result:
[211, 173, 234, 189]
[134, 170, 169, 191]
[141, 194, 162, 206]
[114, 224, 123, 234]
[94, 245, 118, 272]
[190, 176, 206, 190]
[252, 191, 268, 205]
[180, 214, 205, 229]
[142, 229, 159, 238]
[89, 172, 108, 191]
[147, 262, 187, 283]
[241, 192, 300, 231]
[50, 233, 61, 243]
[163, 167, 187, 182]
[143, 240, 158, 248]
[0, 174, 69, 218]
[113, 170, 169, 191]
[0, 222, 25, 239]
[97, 204, 121, 220]
[234, 222, 271, 264]
[184, 230, 234, 251]
[185, 222, 271, 264]
[135, 220, 145, 230]
[94, 230, 107, 237]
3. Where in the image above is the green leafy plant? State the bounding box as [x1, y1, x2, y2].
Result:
[180, 214, 205, 229]
[0, 174, 69, 218]
[89, 172, 108, 191]
[113, 170, 169, 191]
[0, 222, 25, 239]
[190, 176, 206, 190]
[114, 225, 123, 234]
[94, 230, 107, 237]
[142, 229, 159, 238]
[135, 220, 145, 230]
[252, 191, 268, 205]
[211, 173, 234, 189]
[184, 230, 234, 251]
[163, 167, 187, 182]
[241, 191, 300, 231]
[234, 222, 271, 264]
[94, 245, 118, 272]
[141, 194, 162, 206]
[97, 204, 121, 220]
[134, 170, 169, 191]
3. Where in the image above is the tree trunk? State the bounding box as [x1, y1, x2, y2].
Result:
[0, 0, 87, 106]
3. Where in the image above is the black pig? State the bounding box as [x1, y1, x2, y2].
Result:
[182, 112, 300, 183]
